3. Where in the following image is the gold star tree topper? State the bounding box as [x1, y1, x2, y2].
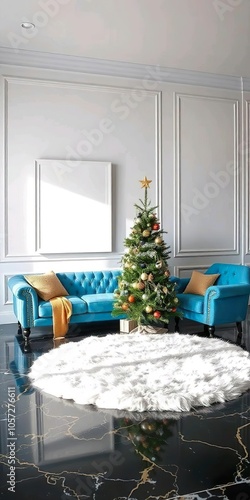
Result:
[139, 176, 152, 189]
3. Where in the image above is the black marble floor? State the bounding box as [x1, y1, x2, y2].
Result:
[1, 318, 250, 500]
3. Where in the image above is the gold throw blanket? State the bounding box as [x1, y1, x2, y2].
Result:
[50, 296, 72, 339]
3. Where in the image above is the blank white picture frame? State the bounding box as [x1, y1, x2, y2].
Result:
[35, 160, 112, 253]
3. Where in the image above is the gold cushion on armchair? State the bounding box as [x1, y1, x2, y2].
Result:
[183, 270, 220, 296]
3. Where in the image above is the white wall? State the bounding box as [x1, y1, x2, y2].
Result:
[1, 0, 250, 78]
[0, 62, 248, 323]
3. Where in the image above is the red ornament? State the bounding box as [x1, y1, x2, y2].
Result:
[152, 223, 160, 230]
[171, 307, 177, 312]
[128, 295, 135, 303]
[153, 311, 161, 319]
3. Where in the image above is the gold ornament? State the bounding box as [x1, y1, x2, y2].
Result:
[142, 229, 150, 237]
[141, 272, 148, 281]
[164, 269, 170, 277]
[137, 281, 145, 290]
[142, 294, 148, 300]
[132, 282, 138, 289]
[155, 236, 162, 244]
[163, 286, 168, 294]
[148, 273, 154, 282]
[155, 260, 162, 269]
[147, 422, 157, 431]
[139, 176, 152, 189]
[145, 305, 153, 313]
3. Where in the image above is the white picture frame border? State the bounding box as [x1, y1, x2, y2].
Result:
[35, 160, 113, 254]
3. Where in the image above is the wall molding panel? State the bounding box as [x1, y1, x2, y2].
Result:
[154, 91, 162, 224]
[3, 78, 9, 261]
[245, 100, 250, 256]
[3, 274, 12, 305]
[173, 265, 209, 278]
[2, 75, 161, 262]
[174, 92, 239, 258]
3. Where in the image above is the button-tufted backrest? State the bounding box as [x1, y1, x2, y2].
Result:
[205, 263, 250, 286]
[56, 270, 122, 296]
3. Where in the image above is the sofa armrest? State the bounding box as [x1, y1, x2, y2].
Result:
[203, 283, 250, 325]
[205, 284, 250, 300]
[8, 275, 39, 328]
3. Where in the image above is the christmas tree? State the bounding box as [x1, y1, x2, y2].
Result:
[119, 417, 175, 462]
[112, 176, 181, 332]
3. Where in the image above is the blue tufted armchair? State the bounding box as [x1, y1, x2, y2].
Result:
[172, 263, 250, 341]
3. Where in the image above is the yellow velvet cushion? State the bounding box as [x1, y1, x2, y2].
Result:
[24, 271, 68, 301]
[183, 270, 220, 296]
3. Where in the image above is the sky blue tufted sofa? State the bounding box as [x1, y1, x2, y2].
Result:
[8, 270, 125, 343]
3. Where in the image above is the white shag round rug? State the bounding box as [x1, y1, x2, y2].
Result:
[29, 333, 250, 412]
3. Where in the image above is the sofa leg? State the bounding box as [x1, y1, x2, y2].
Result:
[22, 328, 31, 353]
[174, 317, 180, 333]
[17, 321, 22, 335]
[22, 328, 31, 342]
[208, 326, 215, 337]
[236, 321, 242, 345]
